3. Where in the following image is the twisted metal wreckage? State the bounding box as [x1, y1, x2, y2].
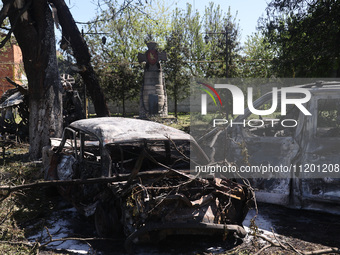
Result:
[0, 78, 29, 140]
[42, 118, 253, 249]
[0, 76, 84, 141]
[199, 81, 340, 214]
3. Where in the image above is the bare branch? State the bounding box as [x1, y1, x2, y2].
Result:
[303, 248, 340, 255]
[271, 227, 288, 250]
[0, 169, 191, 195]
[5, 76, 28, 95]
[285, 241, 303, 255]
[0, 0, 14, 26]
[0, 176, 123, 194]
[0, 27, 13, 47]
[0, 0, 32, 49]
[257, 234, 281, 247]
[254, 244, 272, 255]
[255, 233, 340, 255]
[0, 236, 119, 252]
[74, 0, 153, 26]
[0, 203, 14, 226]
[51, 0, 110, 117]
[39, 236, 119, 248]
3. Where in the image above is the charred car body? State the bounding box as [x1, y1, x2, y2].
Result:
[212, 81, 340, 214]
[43, 117, 252, 247]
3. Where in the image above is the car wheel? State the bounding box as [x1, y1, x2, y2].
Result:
[95, 202, 122, 237]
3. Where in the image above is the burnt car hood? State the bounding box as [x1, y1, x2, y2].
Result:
[69, 117, 191, 144]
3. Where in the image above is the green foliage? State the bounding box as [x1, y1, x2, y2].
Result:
[202, 3, 241, 78]
[84, 1, 241, 115]
[98, 60, 142, 116]
[84, 1, 177, 115]
[86, 0, 173, 62]
[163, 6, 191, 117]
[163, 3, 241, 116]
[260, 0, 340, 77]
[0, 15, 13, 66]
[241, 33, 275, 78]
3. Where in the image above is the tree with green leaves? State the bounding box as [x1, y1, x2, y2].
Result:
[0, 0, 154, 159]
[85, 0, 173, 114]
[260, 0, 340, 77]
[97, 60, 142, 116]
[241, 32, 274, 78]
[163, 7, 191, 118]
[178, 3, 204, 77]
[85, 1, 241, 117]
[0, 0, 63, 160]
[202, 3, 241, 78]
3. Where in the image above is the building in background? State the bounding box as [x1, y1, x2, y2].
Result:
[0, 34, 24, 97]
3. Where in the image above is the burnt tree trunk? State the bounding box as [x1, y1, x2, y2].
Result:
[51, 0, 110, 117]
[7, 0, 63, 160]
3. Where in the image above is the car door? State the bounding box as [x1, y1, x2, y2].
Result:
[297, 92, 340, 213]
[226, 93, 301, 206]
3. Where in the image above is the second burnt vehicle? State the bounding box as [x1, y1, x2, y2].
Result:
[43, 117, 252, 248]
[208, 81, 340, 214]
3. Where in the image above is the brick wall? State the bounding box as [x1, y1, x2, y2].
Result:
[0, 40, 23, 97]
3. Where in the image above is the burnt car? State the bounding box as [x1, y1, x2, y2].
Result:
[212, 81, 340, 214]
[43, 117, 252, 248]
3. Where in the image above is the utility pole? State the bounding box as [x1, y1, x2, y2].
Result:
[225, 26, 229, 119]
[225, 26, 228, 79]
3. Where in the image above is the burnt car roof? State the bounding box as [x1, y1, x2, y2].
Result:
[233, 81, 340, 120]
[69, 117, 191, 144]
[257, 81, 340, 98]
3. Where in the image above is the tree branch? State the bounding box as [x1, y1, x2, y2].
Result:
[254, 244, 272, 255]
[0, 176, 124, 194]
[0, 0, 31, 49]
[0, 169, 188, 195]
[255, 233, 340, 255]
[0, 0, 14, 26]
[50, 0, 110, 117]
[5, 76, 28, 95]
[39, 236, 119, 248]
[303, 248, 340, 255]
[0, 30, 13, 48]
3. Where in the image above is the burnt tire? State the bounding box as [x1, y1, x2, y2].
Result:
[94, 202, 122, 237]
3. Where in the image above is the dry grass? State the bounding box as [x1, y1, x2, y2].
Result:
[1, 142, 338, 255]
[0, 143, 68, 254]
